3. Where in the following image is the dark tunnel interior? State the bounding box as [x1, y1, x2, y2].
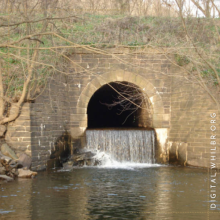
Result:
[87, 81, 144, 128]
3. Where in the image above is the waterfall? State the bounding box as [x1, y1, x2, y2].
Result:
[86, 129, 156, 164]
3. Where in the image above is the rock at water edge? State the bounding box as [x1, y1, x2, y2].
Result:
[18, 168, 37, 178]
[0, 175, 13, 182]
[18, 153, 32, 169]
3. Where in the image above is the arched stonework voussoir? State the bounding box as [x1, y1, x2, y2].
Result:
[70, 70, 169, 138]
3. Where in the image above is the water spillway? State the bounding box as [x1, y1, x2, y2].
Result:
[86, 129, 156, 164]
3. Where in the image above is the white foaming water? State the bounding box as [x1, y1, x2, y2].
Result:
[85, 129, 157, 169]
[91, 150, 160, 170]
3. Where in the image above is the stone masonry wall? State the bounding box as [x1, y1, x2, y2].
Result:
[169, 75, 220, 168]
[66, 47, 220, 169]
[30, 74, 71, 171]
[5, 103, 32, 157]
[67, 48, 172, 165]
[4, 47, 219, 170]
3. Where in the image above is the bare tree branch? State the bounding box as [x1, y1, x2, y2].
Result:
[0, 14, 81, 27]
[0, 61, 4, 120]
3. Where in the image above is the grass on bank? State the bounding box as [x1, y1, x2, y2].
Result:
[0, 13, 219, 99]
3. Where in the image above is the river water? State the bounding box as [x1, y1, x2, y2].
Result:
[0, 165, 220, 220]
[1, 129, 220, 219]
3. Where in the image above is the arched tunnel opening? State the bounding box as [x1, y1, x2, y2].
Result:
[85, 81, 156, 165]
[87, 81, 152, 129]
[48, 81, 157, 169]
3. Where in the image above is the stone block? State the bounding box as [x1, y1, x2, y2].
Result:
[22, 138, 31, 142]
[134, 75, 144, 85]
[149, 94, 162, 105]
[73, 108, 87, 114]
[17, 115, 31, 120]
[162, 121, 170, 128]
[152, 120, 163, 128]
[79, 120, 88, 127]
[187, 152, 202, 160]
[126, 71, 137, 83]
[153, 104, 164, 114]
[89, 77, 102, 88]
[81, 83, 97, 98]
[78, 94, 91, 104]
[10, 143, 29, 152]
[114, 71, 124, 81]
[70, 114, 87, 122]
[152, 114, 163, 124]
[92, 53, 108, 58]
[7, 126, 26, 132]
[96, 75, 108, 86]
[77, 98, 89, 109]
[105, 71, 118, 83]
[6, 131, 31, 138]
[187, 159, 209, 168]
[168, 137, 180, 142]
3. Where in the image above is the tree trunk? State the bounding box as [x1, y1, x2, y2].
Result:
[0, 20, 49, 125]
[0, 62, 4, 120]
[191, 0, 211, 18]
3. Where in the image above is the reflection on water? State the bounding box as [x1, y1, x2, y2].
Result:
[0, 166, 220, 220]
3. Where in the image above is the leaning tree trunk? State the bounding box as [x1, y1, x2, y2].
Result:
[0, 62, 4, 121]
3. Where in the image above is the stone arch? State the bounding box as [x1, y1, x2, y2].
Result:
[70, 70, 168, 138]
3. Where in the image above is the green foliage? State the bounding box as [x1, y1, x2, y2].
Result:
[174, 54, 190, 66]
[1, 12, 219, 100]
[3, 72, 25, 97]
[3, 57, 19, 64]
[201, 68, 220, 85]
[127, 41, 145, 46]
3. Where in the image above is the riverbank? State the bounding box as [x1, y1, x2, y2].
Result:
[0, 143, 37, 183]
